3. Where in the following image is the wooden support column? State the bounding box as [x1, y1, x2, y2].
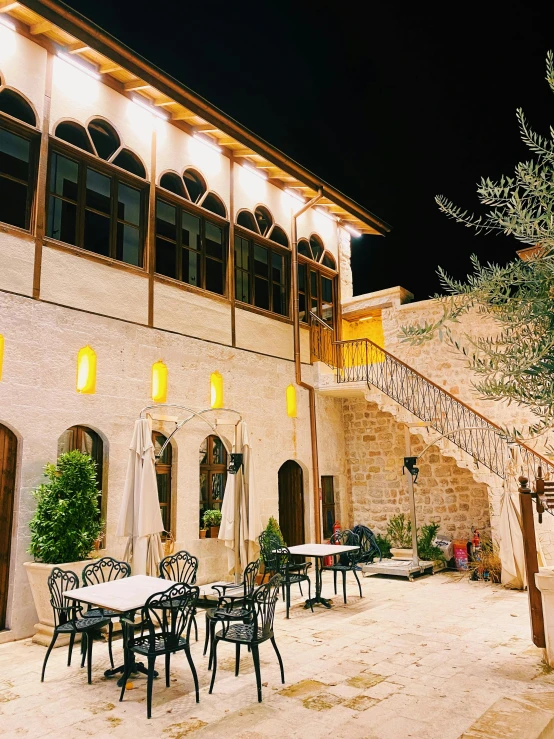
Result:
[519, 475, 546, 648]
[32, 51, 54, 299]
[147, 127, 157, 327]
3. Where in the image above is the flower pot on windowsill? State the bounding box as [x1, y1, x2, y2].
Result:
[210, 526, 220, 539]
[199, 529, 207, 539]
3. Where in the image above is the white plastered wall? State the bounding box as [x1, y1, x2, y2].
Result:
[0, 27, 47, 124]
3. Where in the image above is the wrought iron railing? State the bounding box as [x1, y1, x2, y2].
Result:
[310, 312, 554, 482]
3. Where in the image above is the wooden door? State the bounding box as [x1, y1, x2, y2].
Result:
[0, 424, 17, 631]
[278, 460, 305, 547]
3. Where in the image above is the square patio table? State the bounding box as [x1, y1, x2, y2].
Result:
[286, 544, 359, 609]
[64, 575, 226, 685]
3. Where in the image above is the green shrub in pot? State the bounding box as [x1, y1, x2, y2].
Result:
[203, 509, 222, 529]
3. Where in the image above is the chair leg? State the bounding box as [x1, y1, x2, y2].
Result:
[235, 644, 240, 676]
[208, 639, 219, 694]
[353, 568, 363, 598]
[86, 629, 94, 684]
[203, 614, 210, 657]
[41, 631, 59, 682]
[67, 632, 75, 667]
[146, 655, 156, 719]
[184, 644, 199, 703]
[333, 570, 337, 595]
[192, 613, 198, 642]
[251, 643, 263, 703]
[80, 632, 87, 668]
[307, 578, 314, 612]
[119, 660, 131, 703]
[107, 621, 114, 670]
[298, 581, 303, 596]
[165, 652, 171, 687]
[342, 571, 347, 604]
[286, 583, 290, 619]
[270, 637, 285, 684]
[208, 619, 217, 670]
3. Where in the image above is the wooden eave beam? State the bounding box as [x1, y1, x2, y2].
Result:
[67, 40, 90, 53]
[99, 61, 122, 74]
[30, 19, 53, 33]
[19, 0, 390, 235]
[0, 1, 19, 12]
[124, 79, 149, 91]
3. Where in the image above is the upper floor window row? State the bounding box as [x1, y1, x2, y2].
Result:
[159, 168, 226, 218]
[0, 82, 39, 230]
[298, 234, 336, 269]
[236, 207, 289, 247]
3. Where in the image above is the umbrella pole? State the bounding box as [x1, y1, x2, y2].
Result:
[233, 420, 242, 584]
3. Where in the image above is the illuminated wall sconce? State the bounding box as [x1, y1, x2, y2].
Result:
[0, 334, 4, 381]
[286, 384, 297, 418]
[151, 360, 168, 403]
[76, 345, 96, 394]
[210, 371, 224, 409]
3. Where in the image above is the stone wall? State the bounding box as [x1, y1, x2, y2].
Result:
[343, 397, 491, 540]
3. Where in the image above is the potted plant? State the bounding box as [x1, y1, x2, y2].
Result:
[417, 523, 446, 570]
[386, 513, 414, 559]
[199, 528, 207, 539]
[203, 509, 222, 538]
[257, 516, 285, 583]
[24, 450, 103, 646]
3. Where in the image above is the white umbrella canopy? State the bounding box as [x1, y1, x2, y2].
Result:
[219, 421, 262, 577]
[499, 487, 526, 589]
[117, 417, 164, 575]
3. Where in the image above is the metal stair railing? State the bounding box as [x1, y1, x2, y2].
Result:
[309, 311, 554, 483]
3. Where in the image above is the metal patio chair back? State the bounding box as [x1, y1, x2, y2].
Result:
[322, 529, 364, 604]
[159, 550, 199, 584]
[82, 556, 131, 585]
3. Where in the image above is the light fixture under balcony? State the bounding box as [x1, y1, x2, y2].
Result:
[242, 163, 268, 181]
[58, 51, 100, 80]
[193, 132, 222, 153]
[132, 95, 169, 120]
[315, 207, 338, 222]
[343, 223, 362, 238]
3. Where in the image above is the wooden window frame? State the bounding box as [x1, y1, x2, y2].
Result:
[155, 189, 228, 296]
[200, 435, 228, 519]
[234, 225, 290, 318]
[0, 113, 40, 233]
[46, 140, 148, 267]
[153, 431, 173, 536]
[58, 425, 105, 524]
[321, 475, 336, 540]
[298, 254, 337, 327]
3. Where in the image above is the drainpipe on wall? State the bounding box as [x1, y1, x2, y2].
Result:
[292, 189, 323, 542]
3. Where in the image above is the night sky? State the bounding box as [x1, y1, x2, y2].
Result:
[63, 0, 554, 300]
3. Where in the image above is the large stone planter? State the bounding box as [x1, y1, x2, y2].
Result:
[24, 560, 94, 647]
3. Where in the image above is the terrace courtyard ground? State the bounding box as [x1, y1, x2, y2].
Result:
[1, 571, 554, 739]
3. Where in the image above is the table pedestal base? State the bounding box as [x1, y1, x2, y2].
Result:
[104, 661, 159, 687]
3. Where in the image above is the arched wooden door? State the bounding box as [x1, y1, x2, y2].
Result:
[0, 424, 17, 631]
[278, 460, 305, 547]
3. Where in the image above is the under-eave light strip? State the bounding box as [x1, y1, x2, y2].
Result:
[315, 206, 338, 222]
[0, 16, 16, 31]
[242, 162, 268, 181]
[131, 95, 169, 120]
[343, 223, 362, 238]
[57, 51, 101, 80]
[286, 187, 305, 204]
[193, 132, 222, 153]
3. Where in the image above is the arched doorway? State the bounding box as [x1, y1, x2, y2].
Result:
[278, 460, 305, 547]
[0, 424, 17, 631]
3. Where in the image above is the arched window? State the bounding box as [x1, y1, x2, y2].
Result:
[153, 431, 173, 535]
[58, 426, 104, 520]
[234, 208, 290, 317]
[48, 117, 147, 266]
[199, 435, 227, 525]
[297, 233, 337, 326]
[0, 83, 39, 230]
[155, 168, 227, 295]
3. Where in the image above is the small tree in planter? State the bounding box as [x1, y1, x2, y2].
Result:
[25, 450, 103, 645]
[203, 509, 222, 538]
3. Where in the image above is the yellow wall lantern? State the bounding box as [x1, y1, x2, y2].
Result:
[0, 334, 4, 382]
[76, 345, 96, 394]
[286, 384, 297, 418]
[151, 360, 168, 403]
[210, 371, 224, 409]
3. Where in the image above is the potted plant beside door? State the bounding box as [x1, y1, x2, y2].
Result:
[24, 450, 103, 646]
[203, 509, 222, 539]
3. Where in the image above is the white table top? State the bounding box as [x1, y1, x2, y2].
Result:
[64, 575, 228, 613]
[287, 544, 359, 557]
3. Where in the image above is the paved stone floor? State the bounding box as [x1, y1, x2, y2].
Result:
[2, 570, 554, 739]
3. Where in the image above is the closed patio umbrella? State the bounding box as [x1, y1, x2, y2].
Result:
[219, 421, 262, 578]
[117, 417, 164, 575]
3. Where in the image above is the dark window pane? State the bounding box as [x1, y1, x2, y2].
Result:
[156, 200, 176, 241]
[271, 253, 284, 285]
[183, 168, 206, 203]
[88, 118, 120, 160]
[234, 236, 249, 270]
[235, 269, 250, 303]
[237, 210, 257, 232]
[212, 473, 225, 502]
[310, 270, 318, 297]
[299, 292, 307, 322]
[86, 169, 111, 214]
[153, 433, 171, 464]
[272, 284, 287, 316]
[298, 239, 310, 258]
[0, 89, 36, 126]
[55, 121, 94, 153]
[212, 437, 224, 463]
[254, 277, 269, 310]
[50, 153, 78, 201]
[298, 263, 306, 291]
[206, 257, 224, 294]
[47, 196, 77, 244]
[0, 176, 27, 228]
[310, 235, 324, 261]
[205, 221, 223, 259]
[84, 209, 110, 256]
[255, 206, 272, 236]
[155, 237, 176, 278]
[322, 252, 336, 269]
[182, 248, 201, 286]
[254, 245, 268, 277]
[322, 276, 333, 303]
[202, 192, 226, 217]
[112, 149, 146, 178]
[0, 128, 30, 181]
[182, 211, 200, 249]
[160, 171, 186, 198]
[117, 223, 140, 266]
[270, 224, 288, 247]
[118, 183, 140, 225]
[157, 472, 170, 504]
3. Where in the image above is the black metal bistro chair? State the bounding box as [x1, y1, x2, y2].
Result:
[81, 556, 131, 669]
[352, 524, 382, 564]
[258, 531, 311, 599]
[321, 529, 363, 604]
[159, 550, 199, 640]
[203, 559, 260, 668]
[119, 582, 200, 719]
[41, 567, 109, 684]
[209, 574, 284, 703]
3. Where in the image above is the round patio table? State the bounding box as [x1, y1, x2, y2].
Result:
[286, 543, 360, 609]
